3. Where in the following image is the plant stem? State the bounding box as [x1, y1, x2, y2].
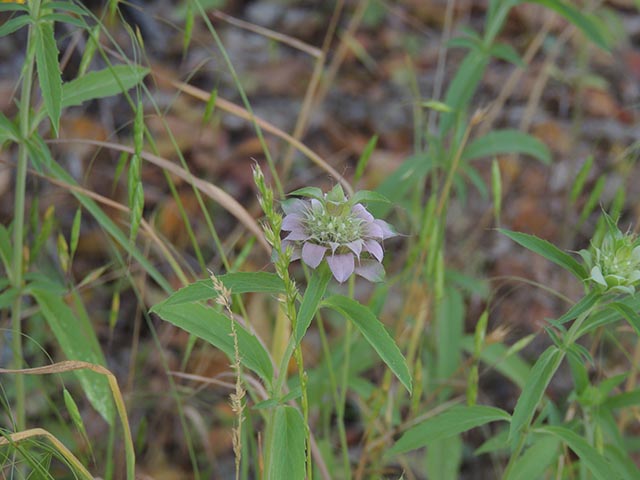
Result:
[501, 432, 527, 480]
[337, 319, 353, 480]
[11, 18, 37, 432]
[317, 315, 350, 479]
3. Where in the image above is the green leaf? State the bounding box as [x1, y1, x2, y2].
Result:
[0, 15, 31, 37]
[150, 301, 273, 385]
[45, 159, 172, 293]
[354, 135, 378, 184]
[529, 0, 609, 50]
[39, 12, 87, 28]
[437, 289, 464, 381]
[388, 405, 511, 455]
[295, 266, 331, 345]
[577, 294, 640, 336]
[604, 443, 640, 480]
[421, 100, 454, 112]
[498, 229, 587, 280]
[70, 207, 81, 259]
[490, 43, 526, 67]
[0, 112, 19, 145]
[322, 295, 412, 394]
[536, 425, 612, 480]
[350, 190, 391, 205]
[440, 51, 489, 134]
[287, 186, 324, 200]
[552, 291, 600, 325]
[463, 130, 551, 164]
[34, 22, 62, 135]
[0, 287, 20, 310]
[160, 273, 285, 307]
[61, 65, 149, 109]
[604, 389, 640, 410]
[31, 288, 114, 424]
[607, 302, 640, 337]
[266, 406, 306, 480]
[63, 389, 90, 443]
[426, 435, 462, 480]
[570, 156, 593, 204]
[509, 346, 564, 440]
[505, 435, 560, 480]
[0, 3, 29, 12]
[47, 1, 89, 16]
[0, 223, 13, 280]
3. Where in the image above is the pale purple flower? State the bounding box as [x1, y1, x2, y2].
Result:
[281, 185, 396, 283]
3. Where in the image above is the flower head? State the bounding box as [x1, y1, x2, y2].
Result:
[281, 185, 396, 283]
[580, 220, 640, 295]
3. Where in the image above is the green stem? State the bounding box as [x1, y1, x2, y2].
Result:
[502, 433, 527, 480]
[11, 16, 38, 432]
[337, 319, 353, 480]
[293, 345, 312, 480]
[317, 315, 350, 479]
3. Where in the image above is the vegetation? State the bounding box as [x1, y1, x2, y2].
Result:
[0, 0, 639, 478]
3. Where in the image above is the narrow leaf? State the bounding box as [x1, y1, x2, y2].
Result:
[31, 288, 114, 424]
[607, 302, 640, 337]
[266, 406, 306, 480]
[536, 425, 612, 480]
[499, 229, 587, 280]
[61, 65, 149, 109]
[323, 295, 412, 393]
[552, 291, 600, 325]
[529, 0, 609, 50]
[160, 273, 285, 307]
[463, 130, 551, 164]
[150, 301, 273, 384]
[509, 346, 564, 440]
[35, 22, 62, 135]
[570, 156, 593, 204]
[354, 135, 378, 184]
[0, 15, 30, 37]
[389, 405, 511, 455]
[70, 208, 81, 259]
[295, 265, 331, 344]
[505, 435, 560, 480]
[287, 186, 324, 200]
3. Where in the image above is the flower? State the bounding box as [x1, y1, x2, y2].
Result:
[280, 185, 396, 283]
[579, 221, 640, 295]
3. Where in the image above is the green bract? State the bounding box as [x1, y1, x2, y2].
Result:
[580, 226, 640, 295]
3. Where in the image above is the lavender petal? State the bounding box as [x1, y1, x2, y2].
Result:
[326, 253, 355, 283]
[364, 222, 384, 239]
[281, 213, 304, 231]
[285, 230, 310, 241]
[352, 203, 374, 222]
[345, 239, 363, 257]
[301, 242, 327, 269]
[355, 259, 385, 282]
[363, 239, 384, 262]
[282, 198, 309, 215]
[374, 219, 397, 239]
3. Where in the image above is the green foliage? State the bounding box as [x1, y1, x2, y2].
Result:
[322, 295, 412, 394]
[2, 0, 637, 477]
[150, 291, 274, 385]
[266, 406, 306, 480]
[389, 405, 511, 455]
[30, 288, 114, 424]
